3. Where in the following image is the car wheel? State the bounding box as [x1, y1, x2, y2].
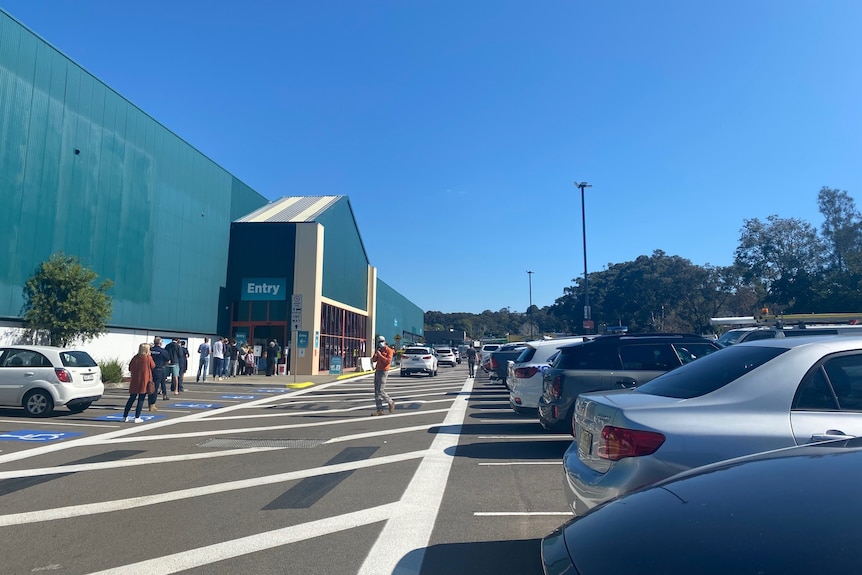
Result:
[68, 401, 92, 414]
[401, 370, 407, 377]
[24, 389, 54, 417]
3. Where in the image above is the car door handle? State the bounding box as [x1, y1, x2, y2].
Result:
[812, 430, 853, 442]
[616, 380, 637, 389]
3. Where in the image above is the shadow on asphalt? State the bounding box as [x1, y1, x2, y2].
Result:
[444, 440, 571, 460]
[401, 538, 544, 575]
[430, 423, 557, 436]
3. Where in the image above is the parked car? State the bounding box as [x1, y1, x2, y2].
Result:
[400, 346, 438, 376]
[509, 337, 588, 415]
[479, 343, 501, 372]
[564, 335, 862, 516]
[716, 324, 862, 347]
[488, 342, 529, 387]
[538, 334, 719, 434]
[543, 437, 862, 575]
[436, 347, 457, 367]
[0, 345, 103, 417]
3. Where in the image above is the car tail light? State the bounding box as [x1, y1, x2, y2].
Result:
[598, 426, 665, 461]
[514, 397, 522, 405]
[55, 368, 73, 383]
[549, 375, 562, 399]
[422, 355, 432, 360]
[514, 366, 539, 378]
[489, 357, 498, 369]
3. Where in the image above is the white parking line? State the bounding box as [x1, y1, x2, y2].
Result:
[87, 503, 401, 575]
[0, 450, 430, 527]
[358, 377, 473, 574]
[0, 447, 289, 479]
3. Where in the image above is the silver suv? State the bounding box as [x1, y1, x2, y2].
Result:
[0, 345, 103, 416]
[538, 334, 719, 434]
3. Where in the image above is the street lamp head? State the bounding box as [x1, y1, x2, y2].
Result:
[574, 181, 592, 190]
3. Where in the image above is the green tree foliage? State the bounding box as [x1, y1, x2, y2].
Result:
[22, 253, 114, 347]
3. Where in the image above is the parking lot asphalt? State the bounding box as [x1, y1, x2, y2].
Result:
[103, 367, 375, 391]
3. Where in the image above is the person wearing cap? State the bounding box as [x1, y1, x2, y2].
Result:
[371, 335, 395, 416]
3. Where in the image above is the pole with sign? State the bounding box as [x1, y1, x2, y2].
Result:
[291, 294, 302, 383]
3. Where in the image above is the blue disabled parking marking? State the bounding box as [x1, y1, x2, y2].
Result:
[0, 430, 83, 442]
[170, 402, 224, 409]
[220, 395, 258, 400]
[255, 389, 293, 393]
[95, 414, 165, 422]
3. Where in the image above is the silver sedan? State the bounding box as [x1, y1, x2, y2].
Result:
[563, 335, 862, 515]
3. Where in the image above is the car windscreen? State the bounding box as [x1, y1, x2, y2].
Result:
[635, 345, 788, 399]
[716, 330, 749, 347]
[60, 350, 98, 367]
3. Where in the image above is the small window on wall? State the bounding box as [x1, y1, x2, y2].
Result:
[251, 302, 268, 321]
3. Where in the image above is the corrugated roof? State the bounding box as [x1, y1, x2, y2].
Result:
[236, 196, 342, 223]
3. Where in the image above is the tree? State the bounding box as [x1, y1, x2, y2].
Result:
[22, 253, 114, 347]
[734, 215, 825, 312]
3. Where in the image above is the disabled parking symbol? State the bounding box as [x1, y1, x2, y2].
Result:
[0, 430, 82, 442]
[220, 395, 257, 400]
[95, 414, 163, 422]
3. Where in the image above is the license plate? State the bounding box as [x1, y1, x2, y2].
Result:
[83, 374, 94, 381]
[578, 427, 592, 455]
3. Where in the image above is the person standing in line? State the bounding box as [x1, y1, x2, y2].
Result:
[150, 336, 170, 406]
[265, 340, 277, 376]
[244, 345, 256, 375]
[197, 337, 211, 382]
[123, 343, 154, 423]
[466, 346, 478, 377]
[166, 338, 182, 394]
[222, 337, 233, 378]
[177, 339, 189, 392]
[371, 336, 395, 416]
[212, 336, 225, 381]
[228, 338, 239, 378]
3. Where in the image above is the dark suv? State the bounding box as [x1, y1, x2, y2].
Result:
[537, 334, 720, 434]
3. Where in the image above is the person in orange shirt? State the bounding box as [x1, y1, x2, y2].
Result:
[371, 336, 395, 416]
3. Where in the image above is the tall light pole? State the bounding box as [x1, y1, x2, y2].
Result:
[527, 270, 534, 339]
[574, 181, 593, 334]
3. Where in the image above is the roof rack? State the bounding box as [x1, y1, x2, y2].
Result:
[710, 313, 862, 327]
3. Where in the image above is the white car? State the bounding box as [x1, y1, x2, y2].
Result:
[0, 345, 103, 416]
[436, 347, 457, 367]
[508, 337, 587, 414]
[400, 347, 438, 377]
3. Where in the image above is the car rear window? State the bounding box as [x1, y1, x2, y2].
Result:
[404, 348, 430, 355]
[516, 347, 537, 363]
[60, 351, 98, 367]
[556, 343, 618, 370]
[636, 345, 788, 399]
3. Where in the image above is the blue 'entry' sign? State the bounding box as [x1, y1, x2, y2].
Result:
[220, 395, 257, 400]
[0, 430, 82, 442]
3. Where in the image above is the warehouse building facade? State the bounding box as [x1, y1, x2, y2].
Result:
[0, 10, 423, 374]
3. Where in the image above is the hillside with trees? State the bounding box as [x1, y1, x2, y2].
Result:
[426, 187, 862, 338]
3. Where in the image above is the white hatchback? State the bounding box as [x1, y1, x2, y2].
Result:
[400, 347, 438, 377]
[0, 345, 104, 416]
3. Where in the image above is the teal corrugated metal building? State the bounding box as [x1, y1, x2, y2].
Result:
[0, 11, 424, 374]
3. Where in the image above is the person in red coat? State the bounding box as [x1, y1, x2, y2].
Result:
[124, 343, 155, 423]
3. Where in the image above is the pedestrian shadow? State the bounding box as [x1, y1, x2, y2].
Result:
[396, 538, 544, 575]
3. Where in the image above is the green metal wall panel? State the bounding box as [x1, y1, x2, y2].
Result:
[316, 197, 369, 310]
[0, 11, 269, 333]
[375, 278, 424, 342]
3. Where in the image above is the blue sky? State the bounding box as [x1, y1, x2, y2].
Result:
[4, 1, 861, 314]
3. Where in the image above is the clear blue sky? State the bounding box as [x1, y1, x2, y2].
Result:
[4, 1, 861, 314]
